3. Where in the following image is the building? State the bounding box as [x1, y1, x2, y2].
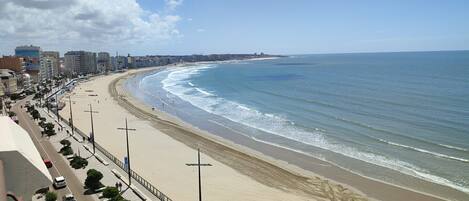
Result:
[42, 51, 60, 77]
[97, 52, 111, 72]
[111, 56, 128, 70]
[15, 45, 41, 82]
[0, 56, 24, 73]
[39, 57, 55, 81]
[64, 51, 97, 75]
[0, 116, 52, 200]
[0, 69, 18, 96]
[127, 54, 136, 68]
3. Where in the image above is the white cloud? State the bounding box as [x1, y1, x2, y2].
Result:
[165, 0, 183, 11]
[0, 0, 182, 54]
[196, 28, 205, 33]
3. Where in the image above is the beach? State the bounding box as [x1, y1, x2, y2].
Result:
[59, 65, 462, 201]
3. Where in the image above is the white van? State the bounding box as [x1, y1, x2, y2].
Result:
[53, 176, 67, 189]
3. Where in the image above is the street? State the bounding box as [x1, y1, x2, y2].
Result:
[12, 97, 95, 201]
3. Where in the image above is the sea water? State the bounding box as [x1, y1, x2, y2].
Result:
[126, 51, 469, 197]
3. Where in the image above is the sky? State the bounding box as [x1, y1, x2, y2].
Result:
[0, 0, 468, 55]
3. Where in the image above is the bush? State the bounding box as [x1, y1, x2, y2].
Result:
[102, 186, 129, 201]
[9, 93, 20, 100]
[60, 139, 71, 147]
[102, 187, 120, 199]
[27, 105, 35, 113]
[33, 92, 43, 100]
[8, 111, 15, 117]
[85, 169, 104, 191]
[32, 109, 40, 120]
[45, 192, 57, 201]
[60, 146, 74, 156]
[44, 122, 56, 136]
[70, 156, 88, 169]
[39, 120, 46, 128]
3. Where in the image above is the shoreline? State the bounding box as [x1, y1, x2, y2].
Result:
[112, 67, 367, 200]
[113, 65, 463, 201]
[58, 61, 466, 201]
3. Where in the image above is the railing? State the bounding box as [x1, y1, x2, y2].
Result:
[59, 116, 173, 201]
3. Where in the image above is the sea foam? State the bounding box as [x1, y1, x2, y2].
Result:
[157, 64, 469, 194]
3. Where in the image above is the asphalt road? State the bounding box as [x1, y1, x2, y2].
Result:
[12, 97, 95, 201]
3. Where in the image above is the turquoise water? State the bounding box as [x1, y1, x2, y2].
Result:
[127, 51, 469, 196]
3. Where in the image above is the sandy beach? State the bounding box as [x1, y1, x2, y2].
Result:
[59, 66, 463, 201]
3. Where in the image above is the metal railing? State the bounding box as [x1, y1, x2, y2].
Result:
[59, 116, 173, 201]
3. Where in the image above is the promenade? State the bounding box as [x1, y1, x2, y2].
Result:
[14, 95, 165, 201]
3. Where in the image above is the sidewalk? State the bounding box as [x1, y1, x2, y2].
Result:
[37, 102, 159, 201]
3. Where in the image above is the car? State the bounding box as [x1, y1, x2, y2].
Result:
[44, 159, 53, 168]
[62, 194, 75, 201]
[53, 176, 67, 189]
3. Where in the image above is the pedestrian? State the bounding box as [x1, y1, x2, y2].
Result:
[119, 182, 122, 191]
[82, 136, 86, 142]
[115, 182, 119, 189]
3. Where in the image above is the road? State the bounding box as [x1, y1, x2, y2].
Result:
[12, 97, 95, 201]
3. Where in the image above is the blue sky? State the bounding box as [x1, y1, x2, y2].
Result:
[138, 0, 469, 55]
[1, 0, 468, 55]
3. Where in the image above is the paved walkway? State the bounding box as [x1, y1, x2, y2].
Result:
[36, 99, 160, 201]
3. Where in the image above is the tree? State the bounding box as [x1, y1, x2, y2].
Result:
[60, 146, 74, 155]
[70, 155, 88, 169]
[102, 187, 120, 199]
[85, 169, 104, 191]
[39, 119, 46, 128]
[59, 139, 73, 155]
[44, 122, 56, 136]
[27, 105, 35, 113]
[8, 111, 15, 117]
[33, 92, 43, 100]
[60, 139, 71, 147]
[45, 192, 57, 201]
[32, 109, 40, 120]
[9, 93, 20, 100]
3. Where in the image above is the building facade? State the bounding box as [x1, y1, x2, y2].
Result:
[0, 56, 24, 73]
[97, 52, 111, 72]
[42, 51, 60, 77]
[39, 57, 55, 81]
[111, 56, 128, 70]
[64, 51, 97, 75]
[15, 45, 41, 82]
[0, 69, 18, 96]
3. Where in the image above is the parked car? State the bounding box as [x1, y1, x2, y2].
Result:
[62, 194, 75, 201]
[53, 176, 67, 189]
[44, 159, 53, 168]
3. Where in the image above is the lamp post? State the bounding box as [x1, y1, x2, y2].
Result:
[117, 118, 136, 186]
[68, 96, 74, 136]
[84, 104, 98, 154]
[186, 148, 212, 201]
[55, 93, 60, 123]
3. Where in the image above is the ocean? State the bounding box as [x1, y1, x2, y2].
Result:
[126, 51, 469, 198]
